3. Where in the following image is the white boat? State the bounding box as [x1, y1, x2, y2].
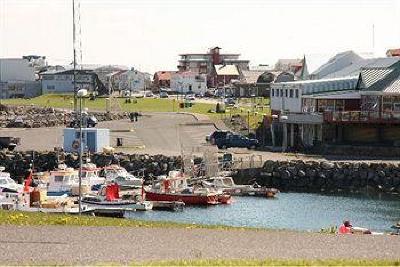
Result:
[82, 184, 152, 211]
[47, 164, 88, 196]
[102, 165, 143, 188]
[204, 176, 279, 198]
[0, 191, 95, 214]
[81, 163, 105, 187]
[0, 167, 23, 193]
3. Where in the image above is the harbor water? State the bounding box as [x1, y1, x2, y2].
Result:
[127, 192, 400, 232]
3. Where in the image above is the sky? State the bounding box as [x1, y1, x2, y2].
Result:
[1, 0, 400, 74]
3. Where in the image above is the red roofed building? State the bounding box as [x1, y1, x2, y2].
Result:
[386, 49, 400, 57]
[153, 71, 176, 89]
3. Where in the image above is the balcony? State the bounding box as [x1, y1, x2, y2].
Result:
[323, 111, 400, 124]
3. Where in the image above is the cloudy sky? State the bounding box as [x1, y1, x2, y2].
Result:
[1, 0, 400, 73]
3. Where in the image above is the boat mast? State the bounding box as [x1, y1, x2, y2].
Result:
[72, 0, 77, 112]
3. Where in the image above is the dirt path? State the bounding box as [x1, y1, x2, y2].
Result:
[0, 225, 399, 265]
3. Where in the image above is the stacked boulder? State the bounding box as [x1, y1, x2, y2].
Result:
[0, 151, 183, 182]
[0, 105, 129, 128]
[234, 160, 400, 195]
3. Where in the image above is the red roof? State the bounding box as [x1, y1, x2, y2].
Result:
[154, 71, 176, 81]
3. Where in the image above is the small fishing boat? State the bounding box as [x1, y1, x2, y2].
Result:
[145, 171, 223, 205]
[0, 167, 23, 193]
[81, 163, 105, 187]
[204, 176, 279, 198]
[101, 165, 143, 189]
[46, 164, 83, 196]
[82, 183, 152, 211]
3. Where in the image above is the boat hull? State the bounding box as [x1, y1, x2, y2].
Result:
[145, 191, 219, 205]
[82, 199, 153, 211]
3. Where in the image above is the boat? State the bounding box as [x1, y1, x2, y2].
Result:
[145, 171, 222, 205]
[0, 190, 95, 214]
[204, 176, 279, 198]
[0, 167, 23, 193]
[47, 164, 90, 196]
[81, 162, 105, 187]
[82, 183, 153, 211]
[101, 165, 143, 189]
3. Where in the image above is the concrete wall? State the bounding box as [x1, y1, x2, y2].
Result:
[0, 59, 35, 82]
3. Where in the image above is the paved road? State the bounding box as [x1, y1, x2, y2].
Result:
[1, 112, 399, 163]
[0, 225, 399, 265]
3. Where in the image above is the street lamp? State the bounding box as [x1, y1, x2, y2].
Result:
[77, 88, 88, 214]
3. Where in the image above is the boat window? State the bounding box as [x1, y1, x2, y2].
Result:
[54, 175, 65, 182]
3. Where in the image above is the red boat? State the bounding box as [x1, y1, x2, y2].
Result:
[145, 171, 228, 205]
[145, 191, 219, 205]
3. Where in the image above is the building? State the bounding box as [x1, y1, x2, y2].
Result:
[153, 71, 175, 89]
[232, 70, 295, 97]
[274, 57, 309, 80]
[40, 69, 102, 94]
[177, 47, 249, 87]
[270, 59, 400, 155]
[0, 58, 41, 98]
[310, 51, 400, 79]
[170, 71, 207, 95]
[93, 65, 128, 92]
[111, 69, 152, 93]
[270, 76, 359, 149]
[386, 49, 400, 57]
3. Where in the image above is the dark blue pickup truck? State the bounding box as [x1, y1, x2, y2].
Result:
[215, 133, 258, 149]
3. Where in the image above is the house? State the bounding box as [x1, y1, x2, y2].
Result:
[232, 70, 295, 97]
[386, 48, 400, 57]
[40, 69, 103, 94]
[153, 71, 175, 89]
[170, 71, 207, 95]
[0, 58, 41, 98]
[274, 56, 309, 80]
[177, 47, 249, 87]
[111, 69, 152, 93]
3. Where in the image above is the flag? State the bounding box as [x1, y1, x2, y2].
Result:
[23, 170, 33, 192]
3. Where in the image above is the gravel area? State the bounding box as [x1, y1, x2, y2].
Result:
[0, 225, 399, 265]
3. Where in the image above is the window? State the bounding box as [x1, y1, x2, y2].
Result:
[47, 85, 55, 90]
[289, 89, 293, 98]
[271, 89, 275, 97]
[285, 89, 288, 97]
[295, 89, 299, 98]
[280, 89, 283, 97]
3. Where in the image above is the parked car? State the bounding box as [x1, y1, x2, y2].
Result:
[224, 98, 235, 106]
[159, 91, 169, 98]
[69, 113, 98, 128]
[215, 133, 259, 149]
[185, 94, 195, 101]
[206, 130, 231, 145]
[144, 91, 153, 97]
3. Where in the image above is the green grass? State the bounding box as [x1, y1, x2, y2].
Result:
[0, 209, 260, 230]
[1, 94, 271, 130]
[134, 259, 400, 266]
[0, 94, 216, 114]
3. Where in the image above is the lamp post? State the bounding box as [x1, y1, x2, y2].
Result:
[77, 88, 88, 214]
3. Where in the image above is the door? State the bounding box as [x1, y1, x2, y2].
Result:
[87, 131, 96, 152]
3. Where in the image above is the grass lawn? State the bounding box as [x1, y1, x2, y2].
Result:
[137, 259, 400, 266]
[0, 209, 257, 230]
[1, 94, 270, 130]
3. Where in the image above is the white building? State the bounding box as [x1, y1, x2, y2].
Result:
[41, 69, 97, 94]
[0, 58, 35, 81]
[270, 76, 359, 114]
[111, 69, 152, 92]
[0, 58, 40, 98]
[170, 71, 207, 94]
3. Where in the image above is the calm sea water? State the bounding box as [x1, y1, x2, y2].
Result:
[127, 192, 400, 232]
